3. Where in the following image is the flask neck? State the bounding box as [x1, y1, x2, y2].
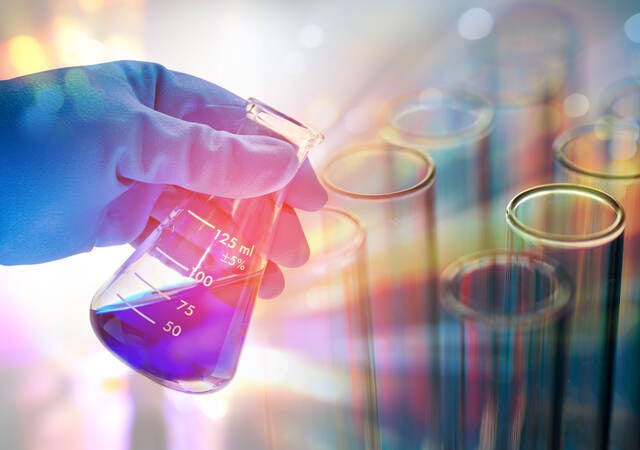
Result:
[245, 98, 323, 165]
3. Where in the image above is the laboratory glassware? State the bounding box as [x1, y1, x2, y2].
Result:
[439, 250, 572, 450]
[380, 87, 495, 254]
[506, 183, 625, 449]
[601, 76, 640, 120]
[553, 117, 640, 449]
[321, 144, 439, 449]
[458, 3, 578, 203]
[90, 99, 323, 394]
[255, 207, 379, 450]
[475, 1, 579, 101]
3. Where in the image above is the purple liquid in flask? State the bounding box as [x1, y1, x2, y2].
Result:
[91, 272, 262, 392]
[89, 98, 323, 393]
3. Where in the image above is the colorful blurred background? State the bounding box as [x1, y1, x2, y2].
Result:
[2, 0, 640, 449]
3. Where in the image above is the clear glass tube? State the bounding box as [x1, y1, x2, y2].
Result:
[553, 118, 640, 449]
[457, 3, 579, 206]
[439, 250, 572, 450]
[506, 183, 625, 449]
[90, 99, 323, 393]
[321, 144, 439, 449]
[252, 207, 379, 450]
[466, 2, 579, 106]
[380, 87, 496, 254]
[600, 76, 640, 120]
[469, 55, 567, 199]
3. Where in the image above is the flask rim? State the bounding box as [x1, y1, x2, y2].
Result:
[246, 98, 324, 150]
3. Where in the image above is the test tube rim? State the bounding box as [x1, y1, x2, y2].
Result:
[505, 183, 625, 249]
[465, 2, 578, 106]
[439, 249, 573, 328]
[321, 143, 435, 200]
[553, 118, 640, 181]
[467, 54, 567, 107]
[380, 87, 494, 149]
[599, 75, 640, 119]
[491, 1, 579, 54]
[302, 206, 367, 263]
[246, 97, 324, 154]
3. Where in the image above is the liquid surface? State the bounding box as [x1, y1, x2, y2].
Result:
[91, 273, 261, 390]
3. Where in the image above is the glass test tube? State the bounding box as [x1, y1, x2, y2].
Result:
[458, 3, 578, 205]
[439, 250, 572, 450]
[321, 144, 439, 450]
[553, 118, 640, 449]
[380, 87, 496, 259]
[472, 2, 579, 89]
[601, 76, 640, 120]
[506, 184, 625, 450]
[253, 207, 379, 450]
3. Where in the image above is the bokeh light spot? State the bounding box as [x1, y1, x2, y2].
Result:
[624, 13, 640, 43]
[8, 35, 48, 75]
[64, 68, 91, 91]
[458, 8, 494, 40]
[35, 86, 65, 114]
[563, 93, 590, 118]
[53, 18, 106, 65]
[63, 68, 106, 120]
[20, 106, 56, 139]
[299, 24, 324, 48]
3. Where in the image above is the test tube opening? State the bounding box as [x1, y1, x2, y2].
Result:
[464, 2, 578, 107]
[439, 250, 572, 450]
[440, 250, 572, 328]
[468, 56, 566, 106]
[301, 207, 367, 263]
[554, 119, 640, 180]
[506, 183, 625, 248]
[321, 144, 435, 199]
[600, 76, 640, 119]
[489, 2, 579, 56]
[381, 88, 494, 149]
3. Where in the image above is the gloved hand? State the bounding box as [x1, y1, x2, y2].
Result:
[0, 60, 327, 297]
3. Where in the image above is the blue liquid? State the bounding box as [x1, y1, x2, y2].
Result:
[90, 273, 261, 392]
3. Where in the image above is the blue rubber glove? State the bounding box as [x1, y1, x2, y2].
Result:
[0, 61, 326, 296]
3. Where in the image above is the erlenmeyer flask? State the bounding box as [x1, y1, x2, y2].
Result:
[90, 99, 323, 394]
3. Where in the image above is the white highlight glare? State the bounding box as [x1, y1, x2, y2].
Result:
[216, 14, 264, 95]
[624, 13, 640, 43]
[57, 27, 105, 64]
[458, 8, 494, 40]
[238, 345, 290, 384]
[195, 396, 229, 421]
[563, 93, 590, 118]
[299, 24, 324, 48]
